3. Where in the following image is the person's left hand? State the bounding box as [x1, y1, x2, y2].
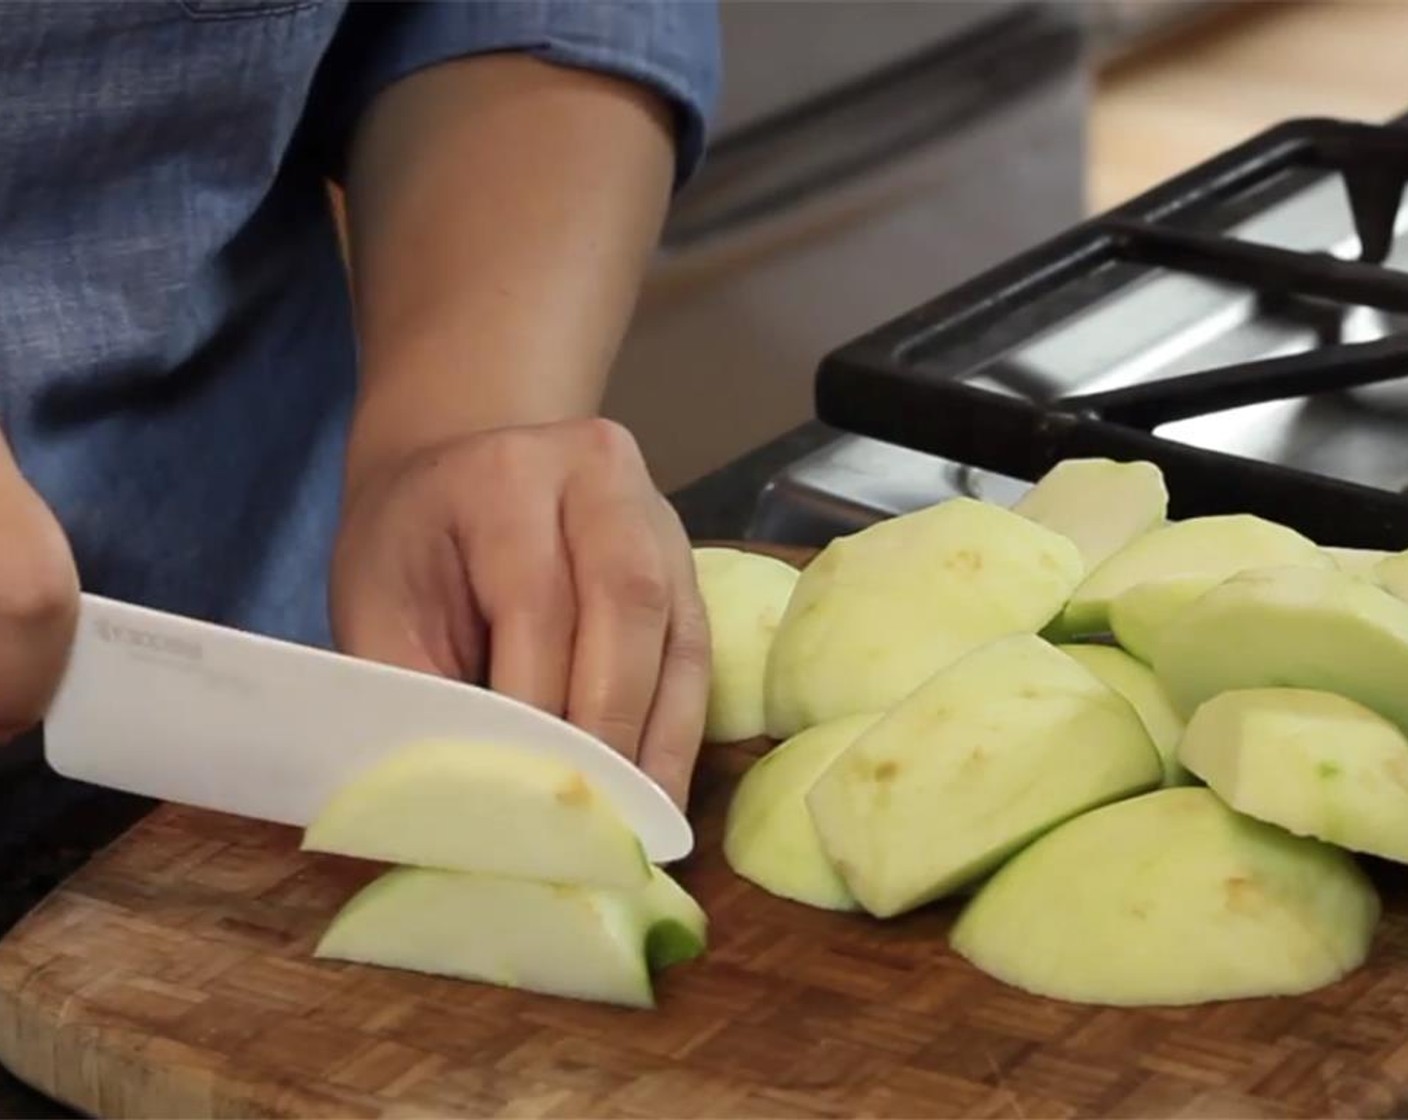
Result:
[328, 417, 711, 809]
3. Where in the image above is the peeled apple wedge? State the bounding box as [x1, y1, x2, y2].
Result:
[1059, 514, 1333, 637]
[315, 863, 706, 1009]
[1326, 546, 1392, 579]
[1060, 643, 1190, 786]
[1011, 457, 1168, 570]
[950, 787, 1379, 1006]
[1106, 576, 1219, 664]
[1373, 550, 1408, 602]
[1179, 688, 1408, 863]
[302, 740, 649, 890]
[764, 497, 1084, 739]
[805, 634, 1162, 918]
[692, 547, 800, 743]
[723, 713, 881, 911]
[1153, 565, 1408, 734]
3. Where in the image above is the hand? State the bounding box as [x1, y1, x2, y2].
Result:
[0, 441, 80, 743]
[329, 418, 711, 808]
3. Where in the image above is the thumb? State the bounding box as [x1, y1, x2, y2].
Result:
[0, 442, 79, 741]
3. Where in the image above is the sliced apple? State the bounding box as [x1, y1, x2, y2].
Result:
[723, 712, 881, 911]
[764, 497, 1084, 739]
[1011, 457, 1168, 571]
[1106, 576, 1219, 664]
[302, 739, 649, 889]
[1179, 688, 1408, 864]
[950, 787, 1379, 1006]
[315, 863, 706, 1009]
[1326, 546, 1392, 579]
[1373, 550, 1408, 602]
[692, 546, 800, 743]
[1060, 643, 1190, 786]
[1153, 565, 1408, 734]
[805, 634, 1162, 918]
[1059, 514, 1332, 637]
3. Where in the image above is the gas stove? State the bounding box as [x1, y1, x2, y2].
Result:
[743, 115, 1408, 551]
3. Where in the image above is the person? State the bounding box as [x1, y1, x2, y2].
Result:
[0, 0, 721, 809]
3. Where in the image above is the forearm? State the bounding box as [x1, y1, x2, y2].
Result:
[340, 52, 676, 495]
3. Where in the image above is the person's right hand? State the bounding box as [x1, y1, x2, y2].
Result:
[0, 439, 79, 743]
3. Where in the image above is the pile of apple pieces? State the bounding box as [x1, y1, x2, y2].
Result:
[299, 741, 706, 1009]
[698, 458, 1408, 1007]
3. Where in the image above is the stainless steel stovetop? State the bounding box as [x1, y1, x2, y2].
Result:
[746, 128, 1408, 548]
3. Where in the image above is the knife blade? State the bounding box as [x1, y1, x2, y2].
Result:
[42, 593, 694, 863]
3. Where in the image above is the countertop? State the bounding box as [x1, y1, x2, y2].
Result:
[0, 420, 831, 1118]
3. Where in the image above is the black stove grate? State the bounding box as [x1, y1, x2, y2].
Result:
[815, 117, 1408, 549]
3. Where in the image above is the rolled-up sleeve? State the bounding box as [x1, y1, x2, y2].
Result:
[307, 0, 722, 187]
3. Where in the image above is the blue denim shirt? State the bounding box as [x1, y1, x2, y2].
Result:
[0, 0, 719, 648]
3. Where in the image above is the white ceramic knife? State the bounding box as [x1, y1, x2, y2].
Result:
[42, 593, 694, 863]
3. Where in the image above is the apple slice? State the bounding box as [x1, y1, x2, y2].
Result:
[1060, 643, 1190, 786]
[723, 712, 881, 911]
[1059, 515, 1333, 637]
[804, 634, 1162, 918]
[950, 787, 1379, 1006]
[1326, 546, 1392, 579]
[692, 547, 800, 743]
[1106, 576, 1219, 664]
[302, 740, 649, 889]
[1011, 457, 1168, 570]
[1179, 688, 1408, 864]
[315, 863, 706, 1009]
[764, 497, 1083, 739]
[1153, 565, 1408, 734]
[1373, 550, 1408, 602]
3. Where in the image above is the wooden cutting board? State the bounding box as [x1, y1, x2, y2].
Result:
[6, 545, 1408, 1118]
